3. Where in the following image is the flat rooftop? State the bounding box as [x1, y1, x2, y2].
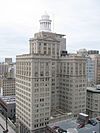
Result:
[0, 96, 16, 104]
[47, 118, 100, 133]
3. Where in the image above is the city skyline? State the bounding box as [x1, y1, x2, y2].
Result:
[0, 0, 100, 61]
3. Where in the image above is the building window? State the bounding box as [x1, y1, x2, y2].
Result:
[44, 43, 47, 46]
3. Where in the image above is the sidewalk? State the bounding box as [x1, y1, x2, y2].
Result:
[0, 114, 16, 133]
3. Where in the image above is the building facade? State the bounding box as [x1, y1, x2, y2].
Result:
[0, 78, 15, 96]
[77, 49, 95, 87]
[0, 96, 16, 121]
[5, 58, 12, 64]
[94, 55, 100, 84]
[88, 51, 100, 85]
[86, 85, 100, 118]
[16, 13, 87, 133]
[57, 55, 86, 116]
[0, 58, 16, 96]
[86, 57, 95, 86]
[0, 58, 15, 78]
[0, 63, 8, 76]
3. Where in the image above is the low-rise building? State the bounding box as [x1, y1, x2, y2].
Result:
[0, 95, 16, 121]
[86, 85, 100, 118]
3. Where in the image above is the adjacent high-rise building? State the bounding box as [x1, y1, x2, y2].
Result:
[0, 95, 16, 120]
[93, 55, 100, 84]
[77, 49, 96, 87]
[16, 13, 87, 133]
[0, 58, 16, 96]
[0, 63, 8, 76]
[88, 51, 100, 85]
[86, 57, 95, 86]
[0, 58, 16, 78]
[57, 54, 86, 116]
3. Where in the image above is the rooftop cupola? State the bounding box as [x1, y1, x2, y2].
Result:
[39, 12, 52, 32]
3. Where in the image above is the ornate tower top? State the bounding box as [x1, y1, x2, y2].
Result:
[39, 12, 52, 32]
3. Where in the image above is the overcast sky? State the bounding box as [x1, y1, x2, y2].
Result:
[0, 0, 100, 61]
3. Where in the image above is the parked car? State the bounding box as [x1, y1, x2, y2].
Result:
[88, 119, 97, 126]
[96, 116, 100, 121]
[53, 126, 67, 133]
[92, 131, 96, 133]
[58, 128, 67, 133]
[78, 124, 85, 128]
[53, 126, 60, 130]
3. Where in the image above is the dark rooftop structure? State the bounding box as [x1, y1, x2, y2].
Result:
[88, 50, 99, 55]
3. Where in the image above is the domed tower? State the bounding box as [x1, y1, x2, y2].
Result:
[39, 12, 52, 32]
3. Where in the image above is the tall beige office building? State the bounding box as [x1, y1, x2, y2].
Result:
[16, 13, 86, 133]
